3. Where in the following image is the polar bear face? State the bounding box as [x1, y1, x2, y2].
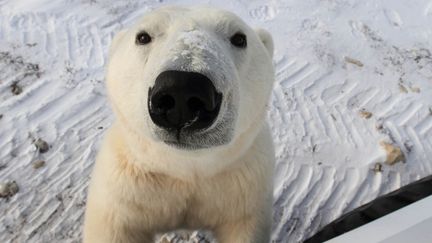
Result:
[107, 6, 274, 152]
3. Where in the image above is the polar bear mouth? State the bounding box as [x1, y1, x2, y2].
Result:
[163, 140, 200, 150]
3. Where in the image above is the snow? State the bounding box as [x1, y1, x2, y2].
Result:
[0, 0, 431, 242]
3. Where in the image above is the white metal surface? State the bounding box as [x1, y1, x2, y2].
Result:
[326, 195, 432, 243]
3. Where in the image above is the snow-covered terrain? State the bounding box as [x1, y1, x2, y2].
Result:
[0, 0, 431, 242]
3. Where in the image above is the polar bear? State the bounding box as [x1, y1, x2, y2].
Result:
[83, 6, 275, 243]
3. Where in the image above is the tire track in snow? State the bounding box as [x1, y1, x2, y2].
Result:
[248, 4, 277, 21]
[0, 13, 110, 243]
[271, 15, 432, 241]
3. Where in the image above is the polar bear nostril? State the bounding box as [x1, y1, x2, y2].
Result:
[156, 95, 175, 111]
[187, 97, 205, 113]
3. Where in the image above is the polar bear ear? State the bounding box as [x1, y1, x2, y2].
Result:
[109, 29, 128, 57]
[255, 28, 274, 58]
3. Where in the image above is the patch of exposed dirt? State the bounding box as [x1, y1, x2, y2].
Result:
[380, 141, 406, 165]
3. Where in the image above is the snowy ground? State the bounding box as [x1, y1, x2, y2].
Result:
[0, 0, 431, 242]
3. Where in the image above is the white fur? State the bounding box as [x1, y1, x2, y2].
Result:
[84, 6, 275, 243]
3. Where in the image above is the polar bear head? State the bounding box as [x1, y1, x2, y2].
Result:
[107, 6, 274, 176]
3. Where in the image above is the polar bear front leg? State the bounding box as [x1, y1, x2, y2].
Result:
[83, 198, 154, 243]
[213, 213, 271, 243]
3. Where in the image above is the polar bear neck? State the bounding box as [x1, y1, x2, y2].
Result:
[110, 108, 267, 181]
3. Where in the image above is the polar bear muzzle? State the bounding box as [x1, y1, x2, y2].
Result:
[148, 70, 222, 133]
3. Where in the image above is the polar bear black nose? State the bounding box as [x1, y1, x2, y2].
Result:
[148, 71, 222, 131]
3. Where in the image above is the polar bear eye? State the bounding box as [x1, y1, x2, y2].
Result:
[136, 31, 152, 45]
[230, 32, 247, 48]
